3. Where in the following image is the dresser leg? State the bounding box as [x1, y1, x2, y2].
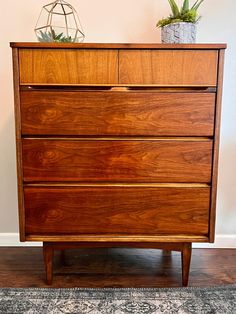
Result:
[43, 242, 54, 285]
[181, 243, 192, 287]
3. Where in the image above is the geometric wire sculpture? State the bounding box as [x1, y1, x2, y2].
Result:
[35, 0, 85, 42]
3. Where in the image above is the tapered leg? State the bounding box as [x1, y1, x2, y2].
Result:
[43, 243, 54, 285]
[181, 243, 192, 287]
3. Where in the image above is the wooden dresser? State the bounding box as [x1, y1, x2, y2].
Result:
[11, 43, 226, 286]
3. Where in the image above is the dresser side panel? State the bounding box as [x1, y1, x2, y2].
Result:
[209, 50, 225, 242]
[12, 48, 25, 241]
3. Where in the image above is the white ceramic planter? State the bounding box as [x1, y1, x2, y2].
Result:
[161, 22, 196, 44]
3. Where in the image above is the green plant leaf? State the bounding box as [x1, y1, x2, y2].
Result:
[51, 29, 56, 40]
[168, 0, 180, 17]
[182, 9, 197, 22]
[55, 32, 63, 40]
[191, 0, 199, 9]
[37, 29, 75, 43]
[181, 0, 189, 14]
[191, 0, 204, 11]
[40, 30, 51, 42]
[37, 36, 45, 42]
[156, 0, 204, 28]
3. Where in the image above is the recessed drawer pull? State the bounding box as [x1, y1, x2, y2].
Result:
[110, 86, 129, 92]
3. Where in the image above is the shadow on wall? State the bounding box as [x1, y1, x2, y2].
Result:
[0, 104, 19, 232]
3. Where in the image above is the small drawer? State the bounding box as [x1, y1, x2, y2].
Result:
[119, 50, 218, 86]
[22, 139, 213, 183]
[24, 186, 210, 235]
[19, 49, 118, 84]
[20, 91, 215, 136]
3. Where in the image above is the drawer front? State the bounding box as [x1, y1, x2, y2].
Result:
[25, 187, 210, 235]
[20, 91, 215, 136]
[22, 139, 213, 183]
[119, 50, 218, 86]
[19, 49, 118, 84]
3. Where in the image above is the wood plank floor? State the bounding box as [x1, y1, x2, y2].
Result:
[0, 248, 235, 287]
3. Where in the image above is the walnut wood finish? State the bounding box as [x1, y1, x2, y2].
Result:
[26, 234, 208, 243]
[19, 49, 119, 84]
[10, 42, 227, 49]
[12, 48, 25, 241]
[182, 243, 192, 286]
[42, 242, 193, 286]
[11, 43, 226, 286]
[22, 139, 213, 183]
[20, 91, 216, 136]
[24, 186, 210, 236]
[209, 50, 225, 242]
[43, 243, 54, 285]
[119, 50, 218, 86]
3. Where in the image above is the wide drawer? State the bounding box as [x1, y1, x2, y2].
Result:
[20, 91, 215, 136]
[24, 186, 210, 235]
[22, 139, 213, 183]
[119, 50, 218, 86]
[19, 49, 118, 84]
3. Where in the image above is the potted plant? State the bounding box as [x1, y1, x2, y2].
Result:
[156, 0, 204, 43]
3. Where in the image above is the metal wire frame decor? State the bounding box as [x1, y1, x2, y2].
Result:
[35, 0, 85, 43]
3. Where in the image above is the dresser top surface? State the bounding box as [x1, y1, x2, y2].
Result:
[10, 42, 227, 49]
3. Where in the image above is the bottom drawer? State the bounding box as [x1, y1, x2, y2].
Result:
[24, 186, 210, 236]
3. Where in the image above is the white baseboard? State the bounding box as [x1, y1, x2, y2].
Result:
[192, 235, 236, 248]
[0, 233, 235, 248]
[0, 233, 41, 247]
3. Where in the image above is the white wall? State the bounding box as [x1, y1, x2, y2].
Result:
[0, 0, 235, 245]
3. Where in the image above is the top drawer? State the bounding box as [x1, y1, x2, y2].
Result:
[19, 49, 119, 84]
[19, 48, 218, 86]
[119, 50, 218, 86]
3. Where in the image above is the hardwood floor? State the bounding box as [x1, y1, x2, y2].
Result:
[0, 248, 235, 288]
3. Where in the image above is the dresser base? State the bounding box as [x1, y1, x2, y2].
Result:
[43, 241, 192, 286]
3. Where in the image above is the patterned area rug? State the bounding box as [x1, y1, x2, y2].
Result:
[0, 286, 235, 314]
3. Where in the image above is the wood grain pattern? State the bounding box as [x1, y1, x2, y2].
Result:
[12, 48, 25, 241]
[43, 243, 54, 285]
[10, 42, 227, 49]
[182, 243, 192, 286]
[119, 50, 218, 86]
[20, 91, 216, 136]
[24, 183, 209, 188]
[11, 44, 226, 286]
[24, 186, 210, 235]
[22, 139, 213, 183]
[209, 50, 225, 242]
[25, 235, 208, 243]
[19, 49, 118, 84]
